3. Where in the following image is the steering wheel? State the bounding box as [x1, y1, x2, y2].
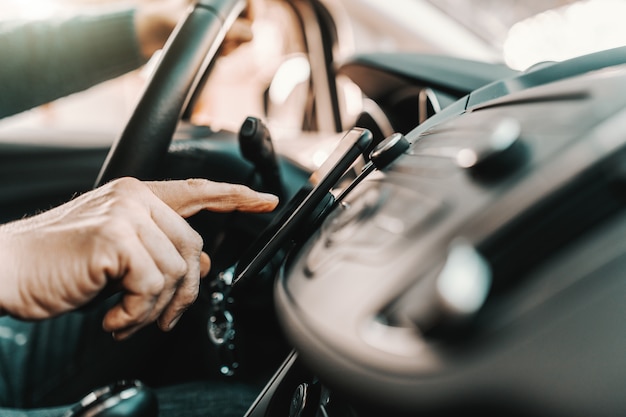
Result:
[95, 0, 246, 187]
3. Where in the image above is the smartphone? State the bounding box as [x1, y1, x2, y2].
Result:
[233, 128, 373, 285]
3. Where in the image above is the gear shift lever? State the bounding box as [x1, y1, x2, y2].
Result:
[238, 116, 285, 200]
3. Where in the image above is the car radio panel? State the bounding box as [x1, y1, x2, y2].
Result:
[274, 65, 626, 415]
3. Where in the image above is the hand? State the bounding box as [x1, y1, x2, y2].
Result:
[134, 0, 256, 60]
[0, 177, 278, 340]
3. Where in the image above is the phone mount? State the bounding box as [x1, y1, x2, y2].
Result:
[206, 129, 409, 376]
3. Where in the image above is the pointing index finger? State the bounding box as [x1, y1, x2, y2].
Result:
[146, 179, 279, 218]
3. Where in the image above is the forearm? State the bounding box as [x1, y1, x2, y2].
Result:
[0, 9, 146, 119]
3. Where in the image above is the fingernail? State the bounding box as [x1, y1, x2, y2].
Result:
[111, 331, 126, 341]
[259, 193, 279, 203]
[168, 314, 182, 330]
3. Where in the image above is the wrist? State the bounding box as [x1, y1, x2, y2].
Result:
[0, 223, 18, 317]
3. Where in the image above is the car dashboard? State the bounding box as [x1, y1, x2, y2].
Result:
[246, 54, 626, 417]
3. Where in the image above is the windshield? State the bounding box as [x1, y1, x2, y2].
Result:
[344, 0, 626, 70]
[1, 0, 624, 146]
[426, 0, 626, 70]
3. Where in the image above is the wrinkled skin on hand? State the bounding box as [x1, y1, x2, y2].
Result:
[0, 177, 278, 340]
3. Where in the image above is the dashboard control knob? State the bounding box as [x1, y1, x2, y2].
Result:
[388, 240, 492, 333]
[455, 118, 527, 178]
[436, 241, 492, 319]
[289, 383, 308, 417]
[370, 133, 410, 170]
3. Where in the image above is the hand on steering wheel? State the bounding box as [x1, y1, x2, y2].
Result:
[134, 0, 256, 59]
[96, 0, 249, 187]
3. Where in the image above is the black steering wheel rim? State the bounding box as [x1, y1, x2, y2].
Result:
[95, 0, 246, 187]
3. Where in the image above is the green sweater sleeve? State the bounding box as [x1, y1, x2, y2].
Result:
[0, 9, 146, 119]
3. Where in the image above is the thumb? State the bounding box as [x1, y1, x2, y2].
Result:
[200, 251, 211, 278]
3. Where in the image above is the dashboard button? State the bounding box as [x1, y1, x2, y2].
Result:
[370, 132, 411, 170]
[455, 117, 528, 179]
